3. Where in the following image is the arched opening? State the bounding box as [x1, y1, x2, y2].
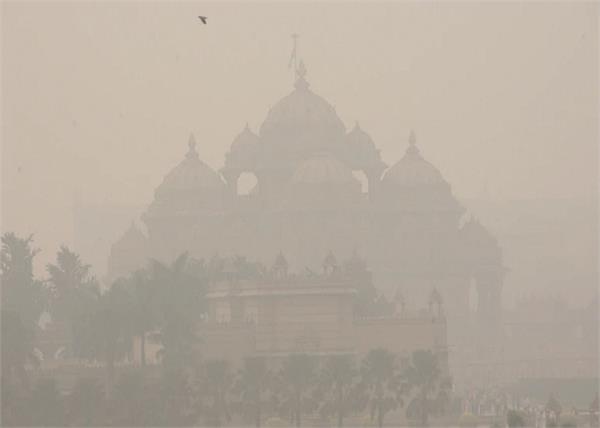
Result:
[237, 172, 258, 196]
[352, 170, 369, 193]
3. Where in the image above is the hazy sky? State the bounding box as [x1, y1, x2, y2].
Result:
[1, 2, 598, 270]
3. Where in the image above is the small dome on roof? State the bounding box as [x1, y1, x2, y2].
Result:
[155, 134, 224, 199]
[461, 216, 498, 246]
[292, 152, 359, 186]
[383, 131, 445, 187]
[112, 221, 147, 250]
[347, 122, 376, 151]
[231, 124, 259, 152]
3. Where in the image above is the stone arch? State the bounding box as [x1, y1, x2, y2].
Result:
[352, 170, 369, 193]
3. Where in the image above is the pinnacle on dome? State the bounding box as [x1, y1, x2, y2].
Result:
[186, 133, 199, 160]
[294, 60, 310, 90]
[406, 129, 420, 156]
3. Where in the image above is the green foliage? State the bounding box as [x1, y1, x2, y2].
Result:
[0, 233, 45, 389]
[46, 245, 100, 357]
[506, 409, 528, 427]
[149, 253, 206, 369]
[234, 356, 275, 427]
[559, 415, 578, 427]
[67, 377, 105, 426]
[29, 377, 65, 426]
[197, 359, 234, 426]
[278, 354, 319, 427]
[359, 348, 402, 428]
[317, 354, 360, 427]
[457, 413, 480, 427]
[404, 350, 451, 426]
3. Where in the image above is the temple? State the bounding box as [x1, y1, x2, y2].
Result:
[108, 57, 505, 381]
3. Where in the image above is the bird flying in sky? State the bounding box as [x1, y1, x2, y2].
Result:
[198, 16, 207, 24]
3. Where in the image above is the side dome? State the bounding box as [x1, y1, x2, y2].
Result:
[107, 221, 148, 281]
[292, 152, 360, 186]
[155, 135, 224, 197]
[224, 124, 259, 171]
[345, 122, 387, 172]
[380, 131, 462, 214]
[258, 62, 346, 154]
[383, 131, 445, 186]
[147, 134, 225, 216]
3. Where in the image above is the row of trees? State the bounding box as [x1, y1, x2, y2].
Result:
[2, 232, 446, 427]
[3, 349, 450, 427]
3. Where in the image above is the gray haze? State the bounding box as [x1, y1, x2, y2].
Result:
[2, 3, 598, 298]
[1, 3, 599, 427]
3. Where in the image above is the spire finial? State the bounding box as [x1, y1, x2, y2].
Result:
[406, 129, 420, 156]
[186, 133, 198, 159]
[409, 130, 416, 146]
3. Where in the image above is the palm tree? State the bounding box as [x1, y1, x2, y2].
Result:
[318, 354, 359, 427]
[404, 350, 451, 427]
[234, 356, 275, 427]
[77, 280, 134, 391]
[1, 233, 45, 326]
[126, 269, 157, 367]
[0, 233, 45, 389]
[279, 353, 318, 427]
[46, 246, 99, 357]
[198, 359, 234, 427]
[360, 348, 402, 428]
[149, 253, 205, 370]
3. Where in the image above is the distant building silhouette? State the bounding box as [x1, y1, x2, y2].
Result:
[109, 60, 505, 377]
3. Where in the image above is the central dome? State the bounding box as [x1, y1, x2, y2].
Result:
[259, 65, 346, 151]
[292, 152, 359, 185]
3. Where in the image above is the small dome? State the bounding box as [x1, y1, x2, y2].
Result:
[224, 124, 259, 172]
[230, 124, 259, 152]
[460, 217, 498, 248]
[155, 134, 224, 199]
[107, 221, 148, 281]
[259, 63, 346, 151]
[292, 152, 359, 186]
[347, 122, 376, 151]
[383, 131, 445, 187]
[112, 221, 147, 251]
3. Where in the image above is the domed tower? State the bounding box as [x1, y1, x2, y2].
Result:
[107, 221, 148, 282]
[380, 131, 462, 219]
[254, 61, 350, 203]
[142, 134, 226, 262]
[372, 131, 465, 311]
